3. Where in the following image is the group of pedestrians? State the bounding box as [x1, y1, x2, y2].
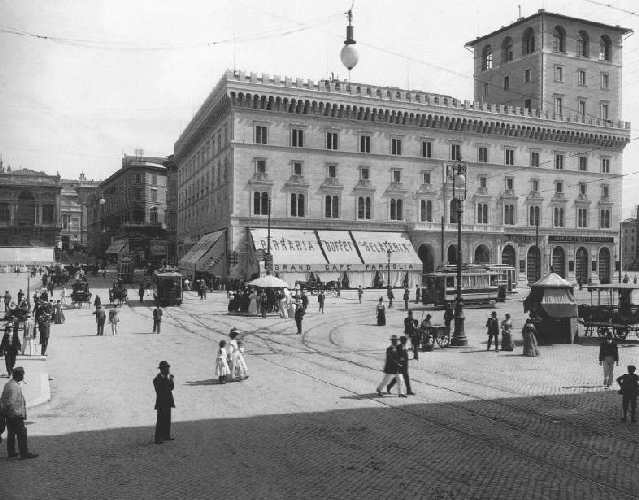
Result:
[484, 311, 539, 356]
[376, 334, 414, 397]
[215, 328, 249, 383]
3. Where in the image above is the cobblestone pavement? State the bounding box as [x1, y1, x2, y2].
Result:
[4, 281, 639, 500]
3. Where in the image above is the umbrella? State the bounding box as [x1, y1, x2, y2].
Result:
[247, 275, 290, 288]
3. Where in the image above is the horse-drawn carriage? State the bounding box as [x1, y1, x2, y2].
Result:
[296, 273, 341, 296]
[70, 279, 92, 308]
[109, 280, 128, 305]
[579, 284, 639, 341]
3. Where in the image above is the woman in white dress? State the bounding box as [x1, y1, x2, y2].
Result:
[215, 340, 230, 383]
[279, 290, 288, 319]
[229, 328, 248, 380]
[248, 290, 259, 316]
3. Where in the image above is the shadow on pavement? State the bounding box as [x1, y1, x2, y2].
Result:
[7, 390, 639, 500]
[184, 379, 225, 386]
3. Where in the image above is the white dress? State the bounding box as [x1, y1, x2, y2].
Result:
[215, 348, 230, 377]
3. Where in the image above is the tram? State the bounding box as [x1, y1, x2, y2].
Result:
[421, 267, 501, 307]
[152, 271, 183, 306]
[485, 264, 518, 293]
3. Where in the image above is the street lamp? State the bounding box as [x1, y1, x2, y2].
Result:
[451, 163, 467, 347]
[386, 248, 392, 288]
[266, 195, 272, 274]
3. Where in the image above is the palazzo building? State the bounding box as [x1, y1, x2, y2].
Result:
[60, 173, 100, 256]
[621, 206, 639, 272]
[175, 10, 630, 286]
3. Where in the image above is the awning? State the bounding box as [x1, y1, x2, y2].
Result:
[317, 231, 363, 270]
[0, 247, 54, 265]
[178, 230, 226, 274]
[250, 228, 328, 272]
[350, 231, 422, 272]
[105, 240, 127, 254]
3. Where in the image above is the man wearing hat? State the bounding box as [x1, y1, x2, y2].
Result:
[386, 335, 415, 395]
[0, 322, 21, 378]
[486, 311, 500, 352]
[94, 305, 106, 336]
[617, 365, 639, 423]
[0, 367, 38, 459]
[153, 361, 175, 444]
[376, 335, 407, 397]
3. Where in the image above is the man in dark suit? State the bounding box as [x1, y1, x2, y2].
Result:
[153, 361, 175, 444]
[152, 305, 163, 334]
[404, 311, 420, 360]
[0, 324, 21, 377]
[375, 335, 406, 397]
[94, 306, 106, 336]
[387, 336, 415, 395]
[294, 301, 305, 335]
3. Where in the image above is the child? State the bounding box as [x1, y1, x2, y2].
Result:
[617, 365, 639, 423]
[235, 340, 249, 380]
[215, 340, 230, 384]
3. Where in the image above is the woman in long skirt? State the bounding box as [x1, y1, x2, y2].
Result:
[376, 297, 386, 326]
[500, 313, 514, 351]
[54, 300, 65, 324]
[522, 318, 540, 357]
[248, 290, 258, 316]
[229, 328, 248, 380]
[279, 292, 288, 319]
[215, 340, 230, 383]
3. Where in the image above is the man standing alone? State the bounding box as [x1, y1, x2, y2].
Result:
[152, 305, 163, 334]
[0, 367, 38, 459]
[617, 365, 639, 423]
[94, 305, 106, 336]
[294, 301, 305, 335]
[599, 334, 619, 388]
[153, 361, 175, 444]
[0, 324, 21, 377]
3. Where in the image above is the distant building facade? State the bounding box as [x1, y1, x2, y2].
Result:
[622, 206, 639, 271]
[87, 153, 170, 266]
[60, 173, 100, 257]
[175, 11, 630, 285]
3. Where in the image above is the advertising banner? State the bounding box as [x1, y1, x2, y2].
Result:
[250, 228, 328, 272]
[350, 231, 422, 271]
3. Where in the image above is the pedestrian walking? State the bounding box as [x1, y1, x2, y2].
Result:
[0, 324, 21, 377]
[53, 300, 65, 324]
[500, 313, 514, 351]
[228, 328, 248, 380]
[260, 291, 268, 318]
[403, 288, 410, 311]
[599, 334, 619, 387]
[236, 340, 249, 379]
[152, 305, 163, 334]
[617, 365, 639, 423]
[139, 284, 145, 303]
[17, 289, 24, 304]
[486, 311, 499, 352]
[215, 340, 230, 383]
[37, 309, 51, 356]
[21, 314, 36, 356]
[444, 303, 454, 333]
[387, 286, 394, 308]
[404, 311, 420, 360]
[0, 367, 38, 459]
[3, 291, 11, 313]
[376, 297, 386, 326]
[522, 317, 540, 357]
[318, 290, 325, 313]
[108, 305, 120, 335]
[94, 305, 106, 336]
[294, 300, 305, 335]
[376, 335, 407, 397]
[357, 285, 363, 304]
[301, 291, 309, 310]
[415, 285, 421, 304]
[93, 295, 101, 310]
[387, 336, 415, 395]
[60, 287, 68, 306]
[153, 361, 175, 444]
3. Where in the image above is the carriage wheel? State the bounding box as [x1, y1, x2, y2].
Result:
[614, 327, 629, 342]
[436, 334, 450, 348]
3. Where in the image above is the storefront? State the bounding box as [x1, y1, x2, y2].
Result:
[0, 247, 54, 269]
[178, 230, 226, 279]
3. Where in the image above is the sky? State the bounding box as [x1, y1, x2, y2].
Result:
[1, 0, 638, 216]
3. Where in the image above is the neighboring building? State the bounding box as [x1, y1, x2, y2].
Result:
[60, 173, 100, 259]
[164, 155, 178, 264]
[175, 11, 630, 286]
[87, 153, 170, 266]
[621, 206, 639, 271]
[0, 161, 62, 249]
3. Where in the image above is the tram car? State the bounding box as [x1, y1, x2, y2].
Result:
[422, 267, 501, 308]
[152, 271, 183, 306]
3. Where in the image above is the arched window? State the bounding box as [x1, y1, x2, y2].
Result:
[501, 37, 513, 63]
[552, 26, 566, 53]
[522, 28, 535, 55]
[577, 31, 590, 57]
[600, 35, 612, 61]
[481, 45, 493, 71]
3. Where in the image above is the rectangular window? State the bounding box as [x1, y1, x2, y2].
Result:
[530, 151, 540, 167]
[328, 164, 337, 178]
[504, 204, 515, 225]
[579, 157, 588, 171]
[578, 208, 588, 228]
[255, 125, 268, 144]
[600, 102, 609, 121]
[391, 169, 401, 183]
[531, 179, 539, 192]
[291, 128, 304, 147]
[136, 174, 141, 184]
[451, 144, 461, 161]
[555, 154, 564, 170]
[253, 192, 269, 216]
[479, 176, 487, 189]
[290, 193, 305, 217]
[423, 172, 431, 185]
[478, 146, 488, 163]
[326, 131, 338, 150]
[529, 206, 540, 226]
[358, 196, 371, 220]
[505, 177, 514, 190]
[554, 207, 565, 227]
[524, 69, 531, 83]
[524, 99, 532, 111]
[554, 96, 563, 115]
[360, 135, 371, 153]
[325, 195, 339, 218]
[505, 148, 514, 166]
[360, 167, 370, 180]
[483, 83, 488, 101]
[600, 209, 610, 228]
[578, 100, 586, 116]
[601, 158, 610, 173]
[601, 72, 609, 89]
[602, 185, 609, 198]
[554, 66, 563, 82]
[151, 189, 158, 202]
[256, 159, 266, 174]
[579, 182, 587, 195]
[390, 199, 403, 221]
[152, 174, 157, 186]
[420, 200, 433, 222]
[293, 161, 303, 176]
[391, 138, 402, 155]
[421, 141, 432, 158]
[578, 70, 586, 86]
[476, 203, 488, 224]
[555, 181, 563, 194]
[503, 76, 510, 90]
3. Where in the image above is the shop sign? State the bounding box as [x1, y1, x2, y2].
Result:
[548, 235, 614, 243]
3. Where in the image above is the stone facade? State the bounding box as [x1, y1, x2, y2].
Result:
[174, 14, 629, 285]
[60, 173, 100, 255]
[621, 206, 639, 271]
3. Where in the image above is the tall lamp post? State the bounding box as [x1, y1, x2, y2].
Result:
[451, 163, 467, 347]
[386, 249, 392, 288]
[99, 196, 106, 267]
[535, 212, 541, 281]
[266, 195, 272, 274]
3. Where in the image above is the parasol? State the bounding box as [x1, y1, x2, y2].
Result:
[247, 275, 290, 288]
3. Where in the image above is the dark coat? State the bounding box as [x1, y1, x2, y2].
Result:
[0, 332, 21, 355]
[295, 306, 305, 321]
[599, 341, 619, 362]
[383, 345, 403, 374]
[95, 308, 106, 324]
[153, 308, 163, 321]
[486, 317, 499, 335]
[153, 374, 175, 410]
[617, 373, 639, 396]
